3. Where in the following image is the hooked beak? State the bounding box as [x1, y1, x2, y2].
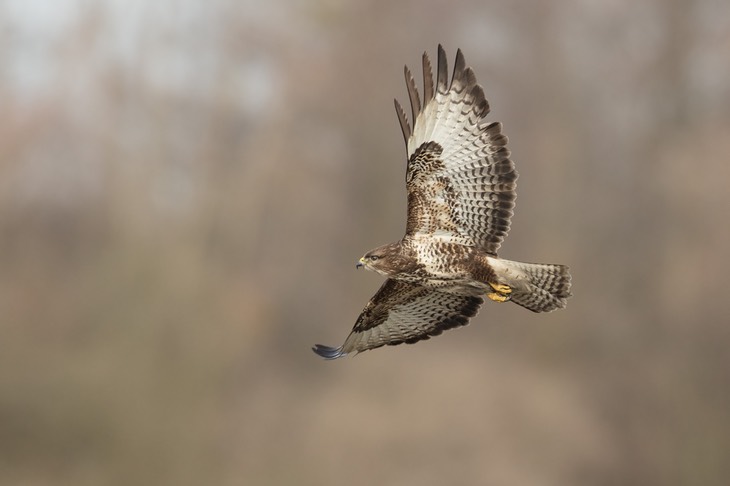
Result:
[356, 257, 365, 269]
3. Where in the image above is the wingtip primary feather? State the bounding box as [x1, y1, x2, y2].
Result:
[422, 51, 434, 101]
[450, 48, 467, 90]
[312, 344, 347, 360]
[436, 44, 448, 94]
[404, 65, 421, 125]
[394, 98, 411, 147]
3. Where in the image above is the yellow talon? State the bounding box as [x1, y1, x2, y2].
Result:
[487, 292, 510, 302]
[489, 283, 512, 294]
[487, 282, 512, 302]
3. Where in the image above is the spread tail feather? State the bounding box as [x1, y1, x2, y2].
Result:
[495, 259, 572, 313]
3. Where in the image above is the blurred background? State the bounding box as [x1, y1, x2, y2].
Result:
[2, 0, 729, 484]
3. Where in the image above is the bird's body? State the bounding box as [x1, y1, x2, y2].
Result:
[365, 238, 489, 294]
[313, 46, 572, 359]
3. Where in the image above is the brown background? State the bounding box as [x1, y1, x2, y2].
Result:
[2, 0, 729, 484]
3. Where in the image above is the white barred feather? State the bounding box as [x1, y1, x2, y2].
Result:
[398, 45, 517, 255]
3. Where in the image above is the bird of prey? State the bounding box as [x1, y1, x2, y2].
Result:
[313, 46, 572, 359]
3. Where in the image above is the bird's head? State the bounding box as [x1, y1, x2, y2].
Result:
[356, 243, 401, 276]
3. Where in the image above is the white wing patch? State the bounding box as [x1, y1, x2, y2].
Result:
[397, 46, 518, 255]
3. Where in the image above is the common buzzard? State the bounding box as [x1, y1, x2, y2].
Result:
[313, 46, 572, 359]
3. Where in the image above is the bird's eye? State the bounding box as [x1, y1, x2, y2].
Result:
[369, 255, 379, 261]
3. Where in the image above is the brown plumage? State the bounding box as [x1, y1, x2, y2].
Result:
[313, 46, 572, 360]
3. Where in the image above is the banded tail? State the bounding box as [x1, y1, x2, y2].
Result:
[489, 258, 572, 313]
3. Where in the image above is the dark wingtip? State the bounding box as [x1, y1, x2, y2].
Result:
[451, 48, 466, 89]
[455, 47, 464, 65]
[312, 344, 347, 360]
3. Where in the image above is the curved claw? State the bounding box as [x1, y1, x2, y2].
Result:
[489, 282, 512, 294]
[487, 282, 512, 303]
[487, 292, 511, 302]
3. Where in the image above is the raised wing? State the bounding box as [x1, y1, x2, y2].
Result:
[312, 279, 483, 359]
[395, 46, 518, 254]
